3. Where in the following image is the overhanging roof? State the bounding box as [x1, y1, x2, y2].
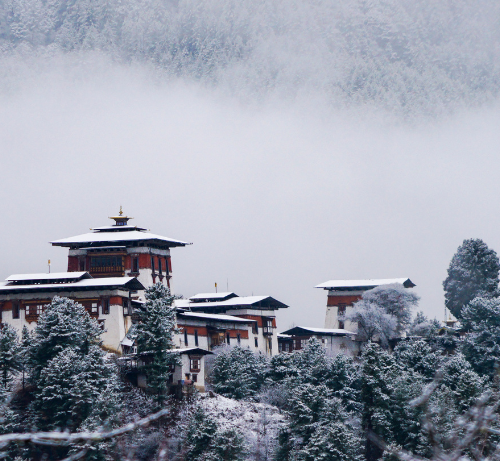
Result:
[187, 295, 288, 312]
[280, 326, 356, 336]
[6, 272, 92, 283]
[315, 278, 415, 291]
[51, 229, 191, 249]
[189, 292, 239, 302]
[0, 276, 145, 294]
[178, 312, 255, 323]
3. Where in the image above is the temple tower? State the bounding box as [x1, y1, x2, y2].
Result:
[51, 208, 190, 291]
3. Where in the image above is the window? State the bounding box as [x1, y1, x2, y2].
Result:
[278, 342, 282, 352]
[123, 298, 132, 316]
[338, 320, 345, 329]
[158, 258, 162, 275]
[102, 298, 110, 315]
[252, 322, 258, 334]
[90, 256, 123, 270]
[12, 303, 19, 319]
[255, 337, 258, 348]
[190, 358, 201, 372]
[268, 338, 272, 351]
[98, 320, 105, 331]
[226, 333, 230, 345]
[91, 302, 98, 314]
[237, 333, 241, 345]
[184, 329, 188, 347]
[337, 303, 347, 316]
[79, 259, 86, 271]
[194, 330, 199, 347]
[151, 256, 155, 274]
[192, 374, 198, 383]
[185, 374, 191, 381]
[36, 304, 44, 316]
[165, 258, 170, 275]
[132, 257, 139, 273]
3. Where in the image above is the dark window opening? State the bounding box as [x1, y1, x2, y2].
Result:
[339, 320, 345, 329]
[79, 259, 86, 271]
[90, 256, 123, 271]
[226, 333, 230, 345]
[12, 303, 19, 319]
[102, 298, 110, 315]
[194, 330, 199, 347]
[255, 337, 258, 348]
[337, 303, 347, 316]
[184, 329, 188, 347]
[237, 333, 241, 345]
[165, 258, 170, 275]
[132, 257, 139, 273]
[158, 258, 162, 275]
[252, 322, 258, 334]
[151, 256, 155, 274]
[192, 374, 198, 382]
[190, 358, 201, 372]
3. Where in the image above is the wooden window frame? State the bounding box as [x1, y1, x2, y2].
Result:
[190, 357, 201, 372]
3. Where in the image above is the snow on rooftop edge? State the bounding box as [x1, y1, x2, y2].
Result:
[315, 278, 414, 289]
[6, 272, 89, 281]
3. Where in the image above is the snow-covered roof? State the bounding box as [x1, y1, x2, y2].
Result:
[0, 276, 144, 293]
[175, 295, 287, 312]
[280, 326, 356, 336]
[178, 312, 255, 323]
[189, 292, 238, 301]
[6, 272, 91, 282]
[170, 347, 213, 355]
[120, 337, 134, 347]
[192, 295, 287, 310]
[315, 278, 415, 290]
[51, 230, 190, 248]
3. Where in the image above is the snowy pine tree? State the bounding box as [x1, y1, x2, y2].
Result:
[28, 296, 102, 384]
[461, 296, 500, 377]
[209, 345, 268, 400]
[135, 282, 179, 407]
[0, 324, 20, 390]
[443, 238, 500, 320]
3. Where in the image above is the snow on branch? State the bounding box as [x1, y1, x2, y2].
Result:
[0, 408, 170, 449]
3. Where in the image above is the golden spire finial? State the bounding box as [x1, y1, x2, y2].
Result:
[119, 205, 123, 216]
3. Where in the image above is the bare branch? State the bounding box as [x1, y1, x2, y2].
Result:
[0, 408, 170, 449]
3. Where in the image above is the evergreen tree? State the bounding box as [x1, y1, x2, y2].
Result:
[443, 238, 500, 320]
[360, 343, 397, 461]
[32, 346, 110, 431]
[461, 296, 500, 377]
[135, 282, 179, 407]
[0, 324, 20, 390]
[19, 325, 32, 389]
[183, 405, 218, 461]
[28, 296, 102, 383]
[408, 312, 441, 338]
[209, 345, 268, 400]
[205, 427, 246, 461]
[393, 339, 443, 380]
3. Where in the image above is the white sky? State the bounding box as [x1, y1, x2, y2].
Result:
[1, 58, 500, 331]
